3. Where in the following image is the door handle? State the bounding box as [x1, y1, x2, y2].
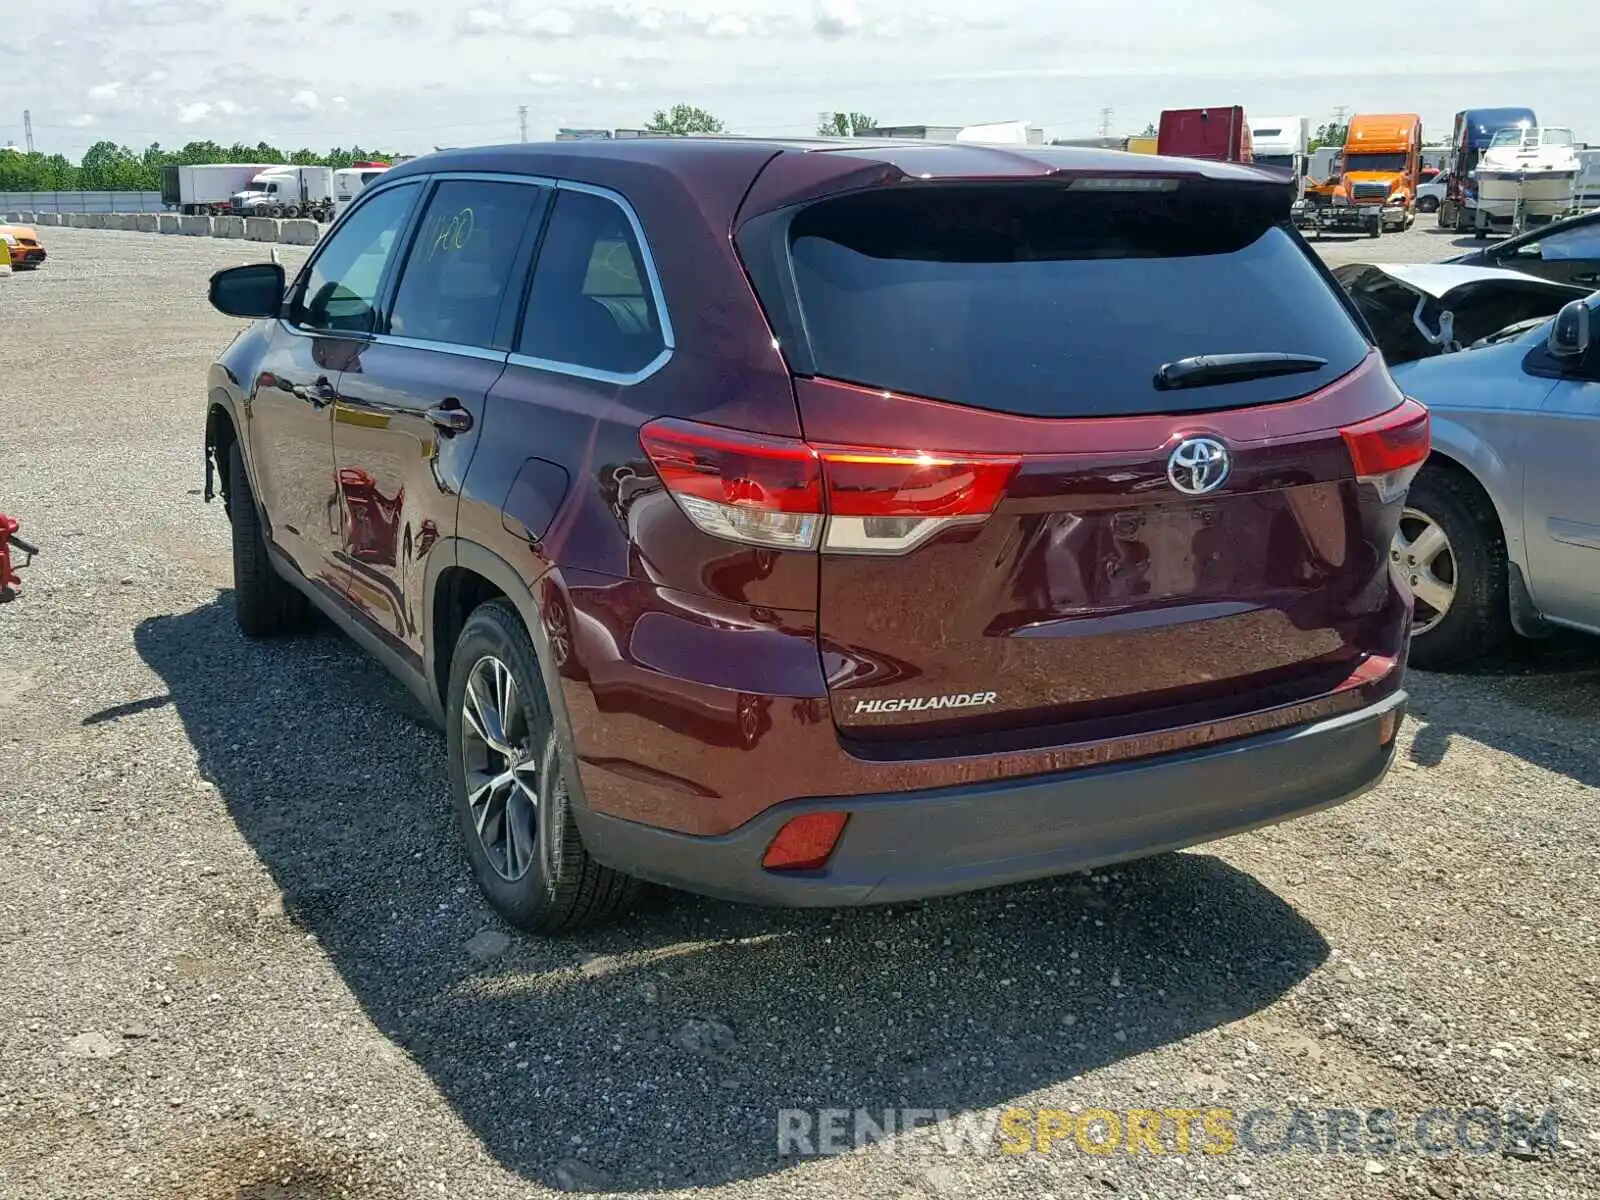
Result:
[425, 401, 473, 435]
[293, 376, 337, 407]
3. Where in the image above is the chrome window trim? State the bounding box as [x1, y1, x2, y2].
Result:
[507, 345, 673, 386]
[285, 169, 677, 384]
[370, 334, 509, 363]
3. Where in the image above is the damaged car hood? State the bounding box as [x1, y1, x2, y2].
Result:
[1333, 262, 1590, 366]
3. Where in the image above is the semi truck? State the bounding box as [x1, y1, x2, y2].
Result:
[1156, 106, 1254, 162]
[331, 162, 392, 220]
[1309, 113, 1423, 238]
[160, 163, 281, 215]
[1248, 115, 1311, 195]
[229, 166, 336, 221]
[1440, 107, 1537, 231]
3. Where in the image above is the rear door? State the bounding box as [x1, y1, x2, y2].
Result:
[751, 179, 1412, 746]
[1523, 364, 1600, 628]
[330, 176, 548, 662]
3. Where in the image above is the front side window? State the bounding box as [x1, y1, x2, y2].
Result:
[297, 182, 419, 333]
[386, 180, 545, 349]
[519, 188, 665, 376]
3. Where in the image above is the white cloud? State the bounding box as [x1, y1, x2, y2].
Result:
[290, 89, 321, 111]
[527, 71, 569, 86]
[525, 7, 575, 35]
[705, 13, 749, 37]
[216, 99, 243, 115]
[332, 95, 349, 105]
[68, 113, 96, 128]
[87, 81, 123, 101]
[144, 68, 169, 84]
[462, 7, 503, 30]
[815, 0, 863, 39]
[177, 101, 211, 124]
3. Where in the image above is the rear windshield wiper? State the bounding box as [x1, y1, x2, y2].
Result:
[1153, 352, 1329, 391]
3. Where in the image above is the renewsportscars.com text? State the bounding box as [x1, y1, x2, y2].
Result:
[777, 1105, 1561, 1159]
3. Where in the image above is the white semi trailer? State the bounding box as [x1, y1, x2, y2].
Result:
[160, 163, 281, 215]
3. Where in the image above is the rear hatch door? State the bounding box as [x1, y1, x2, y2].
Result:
[746, 175, 1411, 748]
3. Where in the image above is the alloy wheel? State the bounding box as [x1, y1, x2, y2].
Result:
[459, 654, 551, 881]
[1393, 508, 1455, 634]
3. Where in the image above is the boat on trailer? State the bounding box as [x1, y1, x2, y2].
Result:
[1472, 125, 1582, 235]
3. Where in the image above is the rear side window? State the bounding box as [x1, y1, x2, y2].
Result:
[779, 184, 1371, 416]
[387, 180, 544, 349]
[519, 188, 665, 377]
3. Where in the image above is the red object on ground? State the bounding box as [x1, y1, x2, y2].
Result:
[0, 514, 38, 594]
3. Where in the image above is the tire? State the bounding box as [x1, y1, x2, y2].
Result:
[446, 599, 642, 934]
[1398, 467, 1512, 671]
[1419, 197, 1439, 214]
[227, 442, 312, 637]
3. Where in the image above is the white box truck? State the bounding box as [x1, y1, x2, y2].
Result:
[160, 163, 281, 215]
[230, 166, 336, 221]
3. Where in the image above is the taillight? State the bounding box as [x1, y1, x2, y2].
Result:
[1340, 397, 1430, 502]
[637, 421, 823, 550]
[762, 811, 849, 872]
[639, 418, 1019, 555]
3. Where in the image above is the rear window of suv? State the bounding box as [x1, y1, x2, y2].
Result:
[775, 183, 1370, 417]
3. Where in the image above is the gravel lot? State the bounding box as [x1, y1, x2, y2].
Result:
[2, 224, 1597, 1200]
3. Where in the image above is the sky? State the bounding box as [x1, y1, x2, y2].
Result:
[3, 0, 1599, 158]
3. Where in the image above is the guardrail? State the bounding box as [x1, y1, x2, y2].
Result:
[5, 209, 326, 246]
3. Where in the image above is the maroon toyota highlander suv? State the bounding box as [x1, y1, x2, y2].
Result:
[203, 138, 1427, 933]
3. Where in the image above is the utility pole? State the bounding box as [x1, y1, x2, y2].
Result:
[22, 109, 34, 153]
[1099, 107, 1113, 138]
[518, 105, 528, 143]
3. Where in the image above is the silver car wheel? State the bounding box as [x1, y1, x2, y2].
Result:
[1394, 508, 1456, 635]
[460, 654, 546, 882]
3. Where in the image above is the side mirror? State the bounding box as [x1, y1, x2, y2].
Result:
[209, 262, 285, 319]
[1548, 299, 1591, 359]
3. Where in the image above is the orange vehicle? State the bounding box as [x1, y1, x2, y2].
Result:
[1311, 113, 1423, 238]
[0, 223, 46, 269]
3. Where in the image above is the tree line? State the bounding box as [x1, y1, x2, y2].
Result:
[0, 140, 403, 192]
[2, 107, 888, 192]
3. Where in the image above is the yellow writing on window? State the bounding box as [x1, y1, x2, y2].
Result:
[426, 207, 475, 260]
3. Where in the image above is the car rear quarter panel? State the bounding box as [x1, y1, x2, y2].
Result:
[445, 152, 828, 824]
[1392, 344, 1559, 573]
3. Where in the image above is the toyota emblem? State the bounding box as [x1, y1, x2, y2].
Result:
[1167, 437, 1231, 496]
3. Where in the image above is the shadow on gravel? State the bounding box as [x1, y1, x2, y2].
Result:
[137, 593, 1329, 1194]
[1407, 633, 1600, 786]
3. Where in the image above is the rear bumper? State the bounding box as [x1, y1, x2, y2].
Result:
[577, 688, 1405, 907]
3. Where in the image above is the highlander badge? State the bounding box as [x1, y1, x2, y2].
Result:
[854, 691, 999, 715]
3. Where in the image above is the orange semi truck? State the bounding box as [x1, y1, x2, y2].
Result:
[1309, 113, 1423, 238]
